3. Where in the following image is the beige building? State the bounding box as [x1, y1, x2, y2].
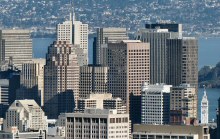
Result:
[77, 93, 126, 114]
[107, 40, 150, 112]
[57, 19, 88, 65]
[133, 124, 210, 139]
[79, 65, 108, 98]
[16, 59, 45, 106]
[170, 84, 197, 121]
[62, 109, 129, 139]
[44, 41, 79, 119]
[94, 27, 129, 65]
[1, 29, 32, 70]
[4, 100, 48, 132]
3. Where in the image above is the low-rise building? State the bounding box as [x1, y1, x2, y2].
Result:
[133, 124, 210, 139]
[63, 109, 130, 139]
[4, 100, 48, 132]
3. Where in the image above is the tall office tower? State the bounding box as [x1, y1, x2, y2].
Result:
[44, 41, 79, 119]
[1, 30, 32, 70]
[145, 23, 182, 38]
[137, 29, 173, 84]
[77, 93, 126, 114]
[79, 65, 108, 98]
[141, 83, 172, 125]
[107, 40, 150, 112]
[217, 98, 220, 139]
[167, 38, 198, 87]
[94, 27, 129, 65]
[0, 79, 9, 118]
[4, 100, 48, 132]
[201, 88, 209, 124]
[63, 109, 129, 139]
[16, 59, 45, 106]
[170, 84, 197, 124]
[57, 20, 88, 65]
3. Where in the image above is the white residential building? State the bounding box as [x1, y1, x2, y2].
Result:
[4, 100, 48, 132]
[141, 83, 172, 125]
[63, 109, 129, 139]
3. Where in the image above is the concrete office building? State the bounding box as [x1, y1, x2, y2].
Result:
[141, 83, 172, 125]
[4, 100, 48, 132]
[79, 65, 108, 98]
[170, 84, 197, 124]
[0, 130, 46, 139]
[94, 27, 129, 65]
[63, 109, 129, 139]
[44, 41, 79, 119]
[133, 124, 210, 139]
[145, 23, 182, 38]
[57, 19, 88, 65]
[107, 40, 150, 112]
[1, 30, 32, 70]
[167, 38, 198, 87]
[16, 59, 45, 106]
[78, 93, 126, 114]
[136, 28, 177, 84]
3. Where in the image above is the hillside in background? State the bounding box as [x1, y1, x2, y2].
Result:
[0, 0, 220, 36]
[199, 62, 220, 88]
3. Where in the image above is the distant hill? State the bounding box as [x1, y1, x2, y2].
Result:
[199, 62, 220, 88]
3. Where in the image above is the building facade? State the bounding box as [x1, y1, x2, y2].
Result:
[133, 124, 210, 139]
[79, 65, 108, 98]
[170, 84, 197, 123]
[141, 83, 172, 125]
[107, 40, 150, 112]
[16, 59, 45, 106]
[4, 100, 48, 132]
[1, 30, 32, 70]
[64, 109, 129, 139]
[44, 41, 79, 119]
[167, 38, 198, 88]
[94, 27, 129, 65]
[77, 93, 126, 114]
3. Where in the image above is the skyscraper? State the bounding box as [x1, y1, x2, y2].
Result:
[1, 30, 32, 70]
[217, 98, 220, 139]
[141, 83, 172, 125]
[201, 87, 209, 124]
[79, 65, 108, 98]
[57, 12, 88, 65]
[107, 40, 150, 112]
[16, 59, 45, 106]
[44, 41, 79, 119]
[0, 30, 5, 65]
[167, 37, 198, 87]
[137, 23, 183, 84]
[94, 27, 129, 65]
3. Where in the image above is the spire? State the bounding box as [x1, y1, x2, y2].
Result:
[70, 0, 75, 22]
[203, 85, 207, 97]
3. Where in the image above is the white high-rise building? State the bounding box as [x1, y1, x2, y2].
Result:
[62, 109, 129, 139]
[141, 83, 172, 125]
[57, 5, 88, 66]
[4, 100, 48, 132]
[201, 87, 209, 124]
